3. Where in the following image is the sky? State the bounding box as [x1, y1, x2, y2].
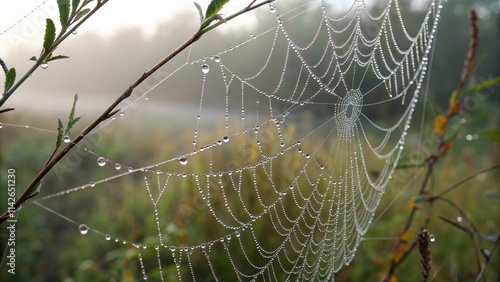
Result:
[0, 0, 260, 54]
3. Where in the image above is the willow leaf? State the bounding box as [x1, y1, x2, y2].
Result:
[205, 0, 229, 18]
[74, 8, 90, 22]
[194, 2, 204, 22]
[43, 19, 56, 51]
[58, 0, 71, 26]
[4, 68, 16, 92]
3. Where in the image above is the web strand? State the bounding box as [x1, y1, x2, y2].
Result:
[5, 0, 446, 280]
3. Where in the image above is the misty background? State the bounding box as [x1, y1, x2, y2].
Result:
[0, 0, 497, 131]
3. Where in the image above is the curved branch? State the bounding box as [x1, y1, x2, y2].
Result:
[0, 0, 274, 224]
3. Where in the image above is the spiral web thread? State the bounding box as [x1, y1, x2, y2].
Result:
[13, 0, 443, 280]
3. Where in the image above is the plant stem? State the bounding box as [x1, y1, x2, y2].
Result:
[0, 1, 108, 108]
[0, 0, 273, 224]
[384, 159, 435, 281]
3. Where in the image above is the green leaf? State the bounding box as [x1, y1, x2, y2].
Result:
[414, 195, 427, 204]
[56, 119, 64, 147]
[0, 108, 15, 114]
[27, 181, 42, 199]
[46, 55, 70, 62]
[479, 128, 500, 143]
[64, 94, 79, 135]
[4, 68, 16, 92]
[71, 0, 81, 17]
[0, 58, 8, 74]
[74, 8, 90, 22]
[466, 77, 500, 93]
[57, 0, 71, 26]
[205, 0, 229, 18]
[43, 19, 56, 52]
[29, 56, 37, 61]
[449, 90, 459, 105]
[194, 2, 204, 22]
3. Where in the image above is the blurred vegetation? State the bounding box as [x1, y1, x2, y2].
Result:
[0, 0, 499, 281]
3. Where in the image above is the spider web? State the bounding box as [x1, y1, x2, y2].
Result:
[4, 0, 443, 280]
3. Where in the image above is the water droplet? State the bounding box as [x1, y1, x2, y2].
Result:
[63, 135, 70, 143]
[201, 64, 210, 74]
[105, 234, 111, 241]
[97, 157, 106, 167]
[269, 3, 276, 13]
[128, 167, 133, 172]
[119, 111, 125, 117]
[115, 163, 121, 170]
[89, 181, 96, 188]
[457, 216, 463, 223]
[214, 56, 221, 63]
[0, 123, 3, 129]
[200, 243, 206, 249]
[154, 245, 160, 250]
[72, 29, 77, 35]
[179, 157, 188, 165]
[235, 231, 241, 238]
[223, 136, 229, 142]
[41, 62, 48, 69]
[429, 234, 436, 242]
[78, 224, 89, 235]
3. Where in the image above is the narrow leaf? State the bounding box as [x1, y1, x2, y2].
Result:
[74, 8, 90, 22]
[29, 56, 38, 61]
[0, 108, 15, 114]
[449, 90, 459, 105]
[43, 19, 56, 51]
[46, 55, 70, 62]
[479, 128, 500, 143]
[194, 2, 204, 22]
[57, 0, 71, 26]
[413, 195, 427, 204]
[68, 116, 81, 130]
[27, 181, 42, 199]
[205, 0, 229, 18]
[4, 68, 16, 92]
[65, 94, 79, 135]
[71, 0, 81, 17]
[0, 58, 8, 73]
[466, 77, 500, 93]
[56, 119, 64, 147]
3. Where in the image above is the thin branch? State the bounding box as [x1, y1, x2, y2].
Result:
[429, 164, 500, 200]
[475, 235, 500, 282]
[0, 0, 274, 224]
[0, 1, 109, 108]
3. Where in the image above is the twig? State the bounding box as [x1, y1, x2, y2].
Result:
[455, 10, 478, 97]
[475, 235, 500, 282]
[0, 1, 109, 107]
[0, 0, 274, 224]
[429, 164, 500, 200]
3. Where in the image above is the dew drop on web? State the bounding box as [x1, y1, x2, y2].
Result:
[97, 157, 107, 167]
[179, 157, 188, 165]
[201, 64, 210, 74]
[78, 224, 89, 235]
